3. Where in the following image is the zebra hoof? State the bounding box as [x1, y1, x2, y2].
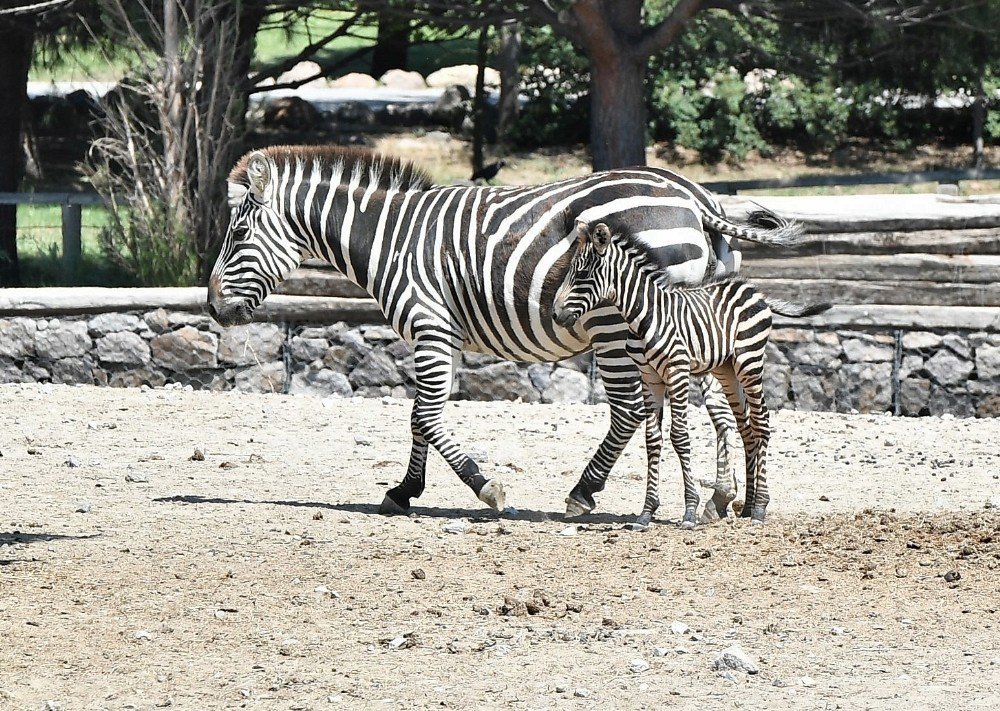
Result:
[680, 519, 696, 530]
[378, 493, 408, 516]
[626, 512, 653, 532]
[564, 495, 593, 519]
[477, 478, 506, 511]
[750, 506, 767, 525]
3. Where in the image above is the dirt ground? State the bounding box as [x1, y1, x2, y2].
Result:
[1, 383, 999, 710]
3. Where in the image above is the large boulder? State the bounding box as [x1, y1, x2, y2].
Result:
[0, 318, 37, 358]
[426, 64, 500, 88]
[924, 350, 973, 386]
[349, 350, 404, 387]
[289, 368, 353, 398]
[217, 323, 284, 366]
[87, 313, 142, 336]
[459, 362, 539, 403]
[235, 362, 287, 394]
[330, 72, 378, 89]
[541, 368, 590, 404]
[262, 96, 322, 130]
[96, 331, 151, 366]
[35, 321, 91, 360]
[150, 326, 218, 371]
[379, 69, 426, 89]
[276, 60, 323, 87]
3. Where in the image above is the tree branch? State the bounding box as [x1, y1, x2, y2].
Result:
[633, 0, 706, 59]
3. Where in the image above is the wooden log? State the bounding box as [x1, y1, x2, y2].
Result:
[772, 304, 1000, 331]
[720, 194, 1000, 233]
[738, 228, 1000, 257]
[277, 267, 369, 298]
[742, 253, 1000, 283]
[752, 278, 1000, 308]
[0, 287, 384, 324]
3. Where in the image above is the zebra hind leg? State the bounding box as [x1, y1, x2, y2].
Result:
[698, 375, 739, 523]
[736, 363, 771, 524]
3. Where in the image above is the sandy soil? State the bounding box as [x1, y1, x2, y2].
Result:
[1, 383, 999, 710]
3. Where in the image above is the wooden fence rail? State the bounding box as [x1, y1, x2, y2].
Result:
[0, 191, 106, 277]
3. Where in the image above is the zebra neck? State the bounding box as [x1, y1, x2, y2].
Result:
[613, 264, 665, 336]
[302, 183, 407, 294]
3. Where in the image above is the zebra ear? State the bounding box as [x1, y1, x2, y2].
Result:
[247, 151, 273, 202]
[591, 223, 611, 255]
[227, 182, 248, 207]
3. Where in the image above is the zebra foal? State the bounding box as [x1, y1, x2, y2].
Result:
[553, 222, 829, 527]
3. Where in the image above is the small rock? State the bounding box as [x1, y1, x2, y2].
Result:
[554, 683, 568, 694]
[799, 676, 816, 687]
[573, 688, 591, 698]
[944, 570, 961, 583]
[190, 446, 206, 461]
[442, 520, 469, 534]
[712, 644, 759, 674]
[124, 469, 150, 483]
[75, 502, 92, 514]
[719, 670, 738, 683]
[412, 568, 426, 580]
[64, 456, 81, 468]
[629, 658, 650, 674]
[830, 626, 846, 636]
[354, 435, 373, 446]
[387, 634, 416, 650]
[986, 495, 1000, 510]
[653, 646, 669, 657]
[670, 620, 690, 635]
[558, 525, 578, 537]
[134, 630, 152, 641]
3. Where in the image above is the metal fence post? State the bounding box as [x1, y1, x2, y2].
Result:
[61, 202, 82, 278]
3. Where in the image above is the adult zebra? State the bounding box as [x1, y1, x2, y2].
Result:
[208, 145, 800, 518]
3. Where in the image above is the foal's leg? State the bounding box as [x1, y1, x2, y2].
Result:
[698, 375, 739, 522]
[714, 362, 757, 519]
[632, 364, 666, 530]
[735, 359, 771, 524]
[664, 364, 699, 528]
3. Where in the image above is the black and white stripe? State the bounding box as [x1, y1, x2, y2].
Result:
[553, 221, 828, 527]
[208, 146, 802, 516]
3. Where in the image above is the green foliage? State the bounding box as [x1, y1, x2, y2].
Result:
[504, 26, 590, 148]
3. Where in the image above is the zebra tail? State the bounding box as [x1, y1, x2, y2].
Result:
[764, 297, 832, 318]
[702, 208, 804, 246]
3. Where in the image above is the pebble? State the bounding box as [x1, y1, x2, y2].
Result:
[719, 670, 738, 683]
[830, 626, 846, 636]
[387, 636, 412, 650]
[75, 502, 92, 514]
[944, 570, 961, 583]
[573, 688, 591, 698]
[652, 646, 669, 657]
[134, 630, 152, 641]
[629, 658, 650, 674]
[190, 446, 206, 461]
[442, 520, 469, 535]
[554, 683, 568, 693]
[986, 495, 1000, 510]
[670, 620, 690, 635]
[558, 525, 579, 537]
[354, 435, 373, 446]
[411, 568, 426, 580]
[800, 676, 816, 687]
[124, 469, 150, 483]
[327, 695, 343, 703]
[712, 644, 759, 674]
[64, 456, 80, 468]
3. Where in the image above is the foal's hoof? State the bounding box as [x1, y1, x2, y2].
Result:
[378, 493, 408, 515]
[625, 512, 653, 532]
[477, 478, 506, 511]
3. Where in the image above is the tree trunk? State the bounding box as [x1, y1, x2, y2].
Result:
[589, 54, 647, 170]
[0, 26, 33, 287]
[972, 63, 986, 169]
[496, 22, 521, 141]
[471, 25, 490, 176]
[371, 11, 410, 78]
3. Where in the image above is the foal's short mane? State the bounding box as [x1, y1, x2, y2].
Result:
[228, 145, 432, 192]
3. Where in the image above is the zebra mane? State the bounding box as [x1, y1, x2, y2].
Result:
[228, 145, 432, 192]
[614, 230, 746, 293]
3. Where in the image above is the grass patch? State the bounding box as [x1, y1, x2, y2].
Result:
[14, 204, 139, 287]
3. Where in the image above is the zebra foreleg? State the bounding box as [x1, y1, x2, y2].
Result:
[631, 378, 665, 531]
[384, 335, 506, 513]
[380, 422, 429, 514]
[698, 375, 739, 523]
[565, 344, 645, 518]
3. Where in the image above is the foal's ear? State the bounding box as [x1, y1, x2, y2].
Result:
[590, 223, 611, 254]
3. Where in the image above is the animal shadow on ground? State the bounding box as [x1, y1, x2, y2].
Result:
[0, 531, 102, 565]
[153, 494, 643, 526]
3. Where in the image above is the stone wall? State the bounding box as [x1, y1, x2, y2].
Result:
[1, 309, 997, 417]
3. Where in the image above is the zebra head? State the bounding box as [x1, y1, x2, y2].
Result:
[553, 221, 617, 328]
[208, 151, 307, 327]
